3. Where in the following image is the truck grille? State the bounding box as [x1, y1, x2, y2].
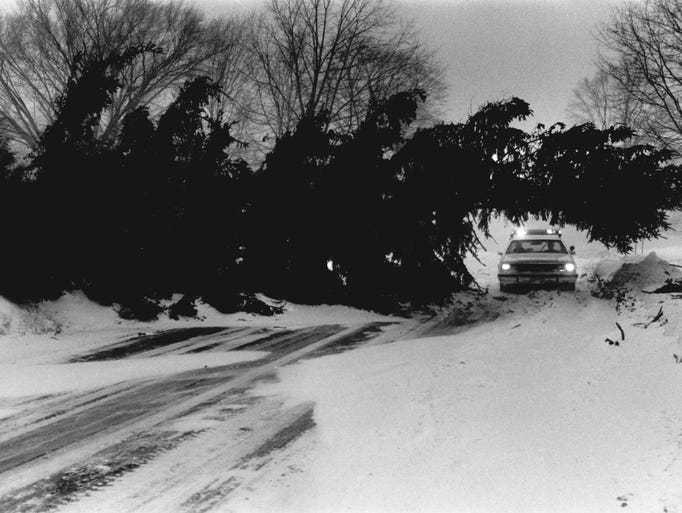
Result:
[514, 263, 562, 273]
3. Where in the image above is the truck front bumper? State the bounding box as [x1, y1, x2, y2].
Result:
[498, 273, 578, 286]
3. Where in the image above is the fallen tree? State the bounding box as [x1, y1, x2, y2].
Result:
[0, 48, 681, 315]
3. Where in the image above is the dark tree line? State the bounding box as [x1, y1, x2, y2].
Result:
[0, 45, 680, 318]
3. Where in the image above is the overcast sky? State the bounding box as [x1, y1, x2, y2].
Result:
[398, 0, 620, 128]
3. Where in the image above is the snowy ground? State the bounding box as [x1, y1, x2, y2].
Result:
[3, 217, 682, 512]
[0, 291, 399, 412]
[224, 286, 682, 513]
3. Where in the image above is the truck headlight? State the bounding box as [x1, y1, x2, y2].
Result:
[564, 263, 576, 272]
[501, 263, 511, 271]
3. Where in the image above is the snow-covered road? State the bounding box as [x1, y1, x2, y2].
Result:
[3, 237, 682, 512]
[220, 287, 682, 513]
[0, 321, 417, 512]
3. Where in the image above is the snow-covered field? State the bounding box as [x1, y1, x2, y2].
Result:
[4, 217, 682, 512]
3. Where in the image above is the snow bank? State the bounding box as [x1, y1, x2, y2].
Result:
[0, 291, 399, 339]
[608, 252, 682, 290]
[0, 296, 63, 337]
[0, 291, 128, 339]
[194, 300, 395, 328]
[0, 291, 400, 368]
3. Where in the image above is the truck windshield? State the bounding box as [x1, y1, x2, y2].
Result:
[507, 239, 567, 254]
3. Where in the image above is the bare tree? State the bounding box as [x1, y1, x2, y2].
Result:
[244, 0, 445, 140]
[567, 67, 645, 143]
[197, 14, 259, 150]
[597, 0, 682, 150]
[0, 0, 233, 151]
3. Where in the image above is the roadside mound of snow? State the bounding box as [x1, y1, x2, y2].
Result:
[196, 300, 400, 328]
[40, 291, 122, 332]
[0, 296, 63, 336]
[608, 252, 682, 290]
[587, 256, 625, 282]
[0, 291, 400, 338]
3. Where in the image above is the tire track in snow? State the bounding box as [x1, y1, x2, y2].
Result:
[0, 322, 400, 511]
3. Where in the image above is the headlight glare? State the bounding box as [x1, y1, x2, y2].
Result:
[501, 263, 511, 271]
[565, 263, 576, 272]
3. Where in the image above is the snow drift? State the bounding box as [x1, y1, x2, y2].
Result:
[608, 252, 682, 290]
[0, 296, 63, 337]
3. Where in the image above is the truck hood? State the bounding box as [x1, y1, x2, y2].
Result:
[501, 253, 574, 264]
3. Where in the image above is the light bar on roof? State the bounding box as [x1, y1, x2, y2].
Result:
[511, 228, 562, 238]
